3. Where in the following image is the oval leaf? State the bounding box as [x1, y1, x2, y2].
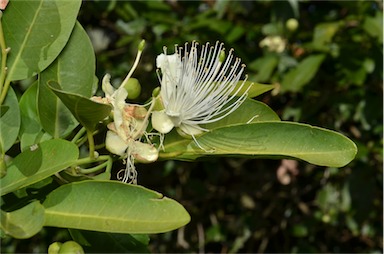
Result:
[43, 181, 191, 234]
[0, 139, 79, 196]
[231, 81, 277, 98]
[1, 201, 45, 239]
[19, 82, 52, 151]
[47, 82, 112, 132]
[38, 22, 96, 137]
[281, 54, 326, 92]
[171, 122, 357, 168]
[0, 87, 20, 153]
[2, 0, 81, 81]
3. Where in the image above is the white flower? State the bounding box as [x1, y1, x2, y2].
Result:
[97, 74, 158, 183]
[259, 36, 286, 53]
[152, 41, 249, 137]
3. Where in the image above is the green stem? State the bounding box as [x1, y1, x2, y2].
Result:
[87, 130, 95, 159]
[73, 155, 111, 166]
[77, 156, 112, 174]
[71, 127, 87, 143]
[0, 11, 10, 105]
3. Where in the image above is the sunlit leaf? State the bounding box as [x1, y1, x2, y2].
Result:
[0, 87, 20, 153]
[43, 181, 191, 234]
[19, 82, 52, 151]
[47, 82, 112, 132]
[0, 140, 79, 196]
[281, 54, 326, 92]
[0, 201, 45, 239]
[1, 0, 81, 81]
[164, 122, 357, 168]
[231, 81, 277, 98]
[38, 22, 96, 137]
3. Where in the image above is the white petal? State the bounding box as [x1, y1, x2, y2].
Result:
[152, 110, 175, 134]
[132, 141, 158, 163]
[102, 74, 115, 97]
[177, 123, 204, 137]
[106, 131, 128, 156]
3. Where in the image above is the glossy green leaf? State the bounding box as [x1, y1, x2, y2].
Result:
[204, 98, 280, 130]
[1, 0, 81, 81]
[281, 54, 326, 92]
[19, 82, 52, 151]
[161, 99, 280, 159]
[69, 230, 150, 253]
[43, 181, 191, 234]
[0, 87, 20, 153]
[1, 201, 45, 239]
[0, 140, 79, 196]
[38, 22, 96, 137]
[165, 122, 357, 168]
[231, 81, 277, 98]
[47, 82, 112, 132]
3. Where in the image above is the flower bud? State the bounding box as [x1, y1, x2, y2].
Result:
[58, 241, 84, 254]
[286, 18, 299, 32]
[48, 242, 62, 254]
[132, 141, 159, 163]
[124, 78, 141, 99]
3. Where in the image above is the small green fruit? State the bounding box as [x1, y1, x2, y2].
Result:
[124, 78, 141, 99]
[48, 242, 62, 254]
[286, 18, 299, 31]
[58, 241, 84, 254]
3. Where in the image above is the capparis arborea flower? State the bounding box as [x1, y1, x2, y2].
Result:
[93, 74, 158, 183]
[152, 41, 250, 139]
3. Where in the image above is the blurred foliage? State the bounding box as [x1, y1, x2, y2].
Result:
[3, 0, 382, 253]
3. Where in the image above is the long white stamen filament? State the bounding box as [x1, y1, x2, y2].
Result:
[156, 41, 251, 137]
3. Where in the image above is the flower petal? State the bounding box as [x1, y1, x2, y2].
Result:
[151, 110, 175, 134]
[132, 141, 159, 163]
[106, 131, 128, 156]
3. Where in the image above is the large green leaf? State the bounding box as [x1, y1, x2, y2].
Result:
[18, 82, 52, 152]
[0, 139, 79, 196]
[47, 82, 112, 132]
[38, 22, 96, 137]
[204, 98, 280, 130]
[231, 81, 277, 98]
[161, 98, 280, 159]
[0, 87, 20, 153]
[163, 122, 357, 168]
[69, 230, 150, 253]
[281, 54, 326, 92]
[1, 201, 45, 239]
[43, 181, 191, 234]
[1, 0, 81, 81]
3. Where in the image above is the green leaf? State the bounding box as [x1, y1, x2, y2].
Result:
[204, 98, 280, 130]
[38, 22, 96, 137]
[231, 81, 277, 98]
[363, 11, 383, 43]
[0, 106, 9, 117]
[43, 181, 191, 234]
[1, 201, 45, 239]
[19, 82, 52, 151]
[0, 87, 20, 153]
[161, 99, 280, 159]
[249, 55, 279, 83]
[281, 54, 326, 92]
[167, 122, 357, 168]
[2, 0, 81, 81]
[0, 139, 79, 196]
[312, 22, 340, 48]
[47, 82, 112, 132]
[69, 230, 150, 253]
